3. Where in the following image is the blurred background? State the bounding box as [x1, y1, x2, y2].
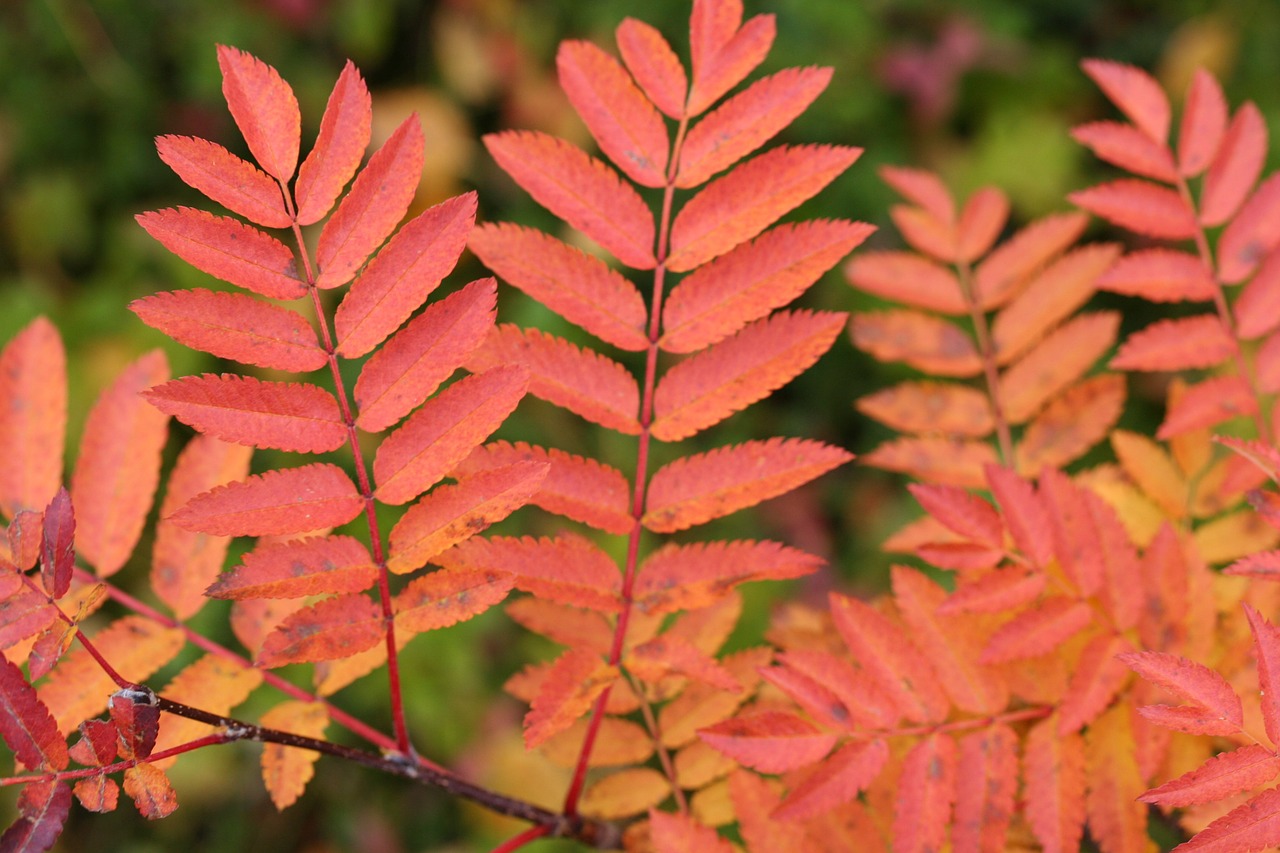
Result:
[3, 0, 1280, 849]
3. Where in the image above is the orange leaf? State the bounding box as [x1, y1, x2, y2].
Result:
[627, 635, 739, 691]
[353, 277, 496, 433]
[454, 441, 632, 535]
[663, 219, 870, 353]
[73, 776, 118, 814]
[151, 435, 252, 619]
[505, 599, 611, 655]
[727, 772, 808, 852]
[852, 310, 981, 377]
[1083, 703, 1147, 853]
[881, 165, 954, 222]
[1000, 311, 1119, 424]
[648, 810, 732, 853]
[154, 136, 291, 228]
[208, 535, 376, 599]
[1024, 717, 1085, 853]
[0, 317, 65, 519]
[667, 144, 860, 272]
[856, 381, 993, 437]
[774, 739, 890, 822]
[1113, 315, 1233, 372]
[469, 223, 648, 352]
[1143, 744, 1280, 808]
[634, 540, 819, 616]
[373, 365, 528, 506]
[767, 649, 900, 731]
[1157, 376, 1256, 439]
[974, 211, 1089, 309]
[846, 251, 966, 314]
[130, 289, 326, 372]
[952, 724, 1018, 853]
[658, 646, 769, 748]
[643, 438, 850, 533]
[386, 461, 546, 574]
[558, 40, 668, 187]
[907, 483, 1002, 547]
[1179, 787, 1280, 852]
[1178, 69, 1228, 178]
[437, 533, 620, 612]
[170, 463, 362, 537]
[894, 734, 956, 853]
[333, 192, 478, 356]
[579, 767, 669, 820]
[1058, 633, 1133, 733]
[1081, 58, 1170, 143]
[260, 701, 328, 810]
[217, 45, 300, 182]
[956, 187, 1010, 262]
[1219, 173, 1280, 284]
[122, 762, 177, 819]
[1069, 179, 1197, 239]
[257, 593, 383, 667]
[146, 375, 345, 454]
[485, 131, 655, 269]
[980, 597, 1093, 664]
[863, 436, 998, 488]
[652, 310, 844, 441]
[938, 567, 1045, 615]
[468, 327, 638, 434]
[315, 117, 424, 289]
[524, 647, 618, 748]
[150, 655, 261, 769]
[294, 61, 372, 226]
[678, 66, 831, 188]
[1015, 374, 1126, 475]
[1071, 121, 1178, 182]
[616, 18, 687, 119]
[542, 715, 653, 769]
[699, 710, 834, 773]
[687, 3, 774, 116]
[891, 203, 956, 262]
[1201, 103, 1267, 226]
[72, 351, 170, 576]
[394, 568, 514, 635]
[1094, 248, 1216, 302]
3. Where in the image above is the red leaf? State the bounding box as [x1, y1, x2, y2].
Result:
[316, 116, 425, 289]
[648, 810, 732, 853]
[1201, 103, 1267, 226]
[170, 463, 363, 537]
[154, 135, 291, 228]
[634, 540, 820, 616]
[72, 350, 170, 576]
[1081, 58, 1170, 143]
[334, 192, 478, 356]
[72, 776, 118, 814]
[109, 688, 159, 760]
[699, 710, 834, 772]
[643, 438, 850, 533]
[1111, 315, 1234, 371]
[907, 483, 1002, 548]
[1142, 744, 1280, 808]
[774, 739, 890, 821]
[1235, 248, 1280, 339]
[469, 224, 648, 352]
[1219, 173, 1280, 284]
[122, 762, 178, 819]
[952, 724, 1018, 853]
[0, 780, 71, 853]
[558, 40, 668, 187]
[956, 187, 1010, 262]
[1138, 704, 1247, 737]
[1178, 69, 1228, 177]
[394, 568, 514, 635]
[1121, 650, 1243, 728]
[477, 331, 638, 436]
[1071, 121, 1178, 182]
[974, 211, 1089, 309]
[130, 289, 326, 372]
[207, 535, 376, 599]
[1245, 604, 1280, 745]
[663, 219, 871, 352]
[373, 365, 528, 506]
[0, 590, 58, 649]
[1057, 633, 1133, 733]
[615, 18, 687, 119]
[668, 144, 860, 272]
[137, 208, 304, 300]
[0, 318, 65, 520]
[8, 512, 41, 571]
[294, 61, 372, 225]
[1158, 376, 1256, 439]
[524, 647, 618, 748]
[39, 489, 73, 599]
[454, 441, 632, 535]
[893, 734, 957, 853]
[1094, 248, 1217, 302]
[146, 375, 345, 453]
[437, 533, 621, 612]
[728, 772, 808, 853]
[484, 131, 655, 269]
[938, 567, 1045, 615]
[0, 658, 67, 770]
[853, 309, 981, 377]
[678, 66, 831, 188]
[217, 45, 300, 181]
[980, 598, 1093, 664]
[257, 593, 383, 666]
[385, 461, 547, 574]
[1068, 179, 1197, 239]
[1179, 787, 1280, 852]
[687, 5, 774, 116]
[652, 310, 844, 441]
[353, 278, 496, 433]
[846, 251, 966, 314]
[1024, 718, 1086, 853]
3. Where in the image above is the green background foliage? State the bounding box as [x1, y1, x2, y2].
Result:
[3, 0, 1280, 849]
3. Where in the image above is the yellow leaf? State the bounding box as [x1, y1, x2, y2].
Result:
[260, 701, 329, 810]
[578, 767, 670, 819]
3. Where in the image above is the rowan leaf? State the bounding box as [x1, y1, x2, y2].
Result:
[373, 365, 528, 505]
[687, 3, 774, 116]
[1219, 173, 1280, 284]
[109, 688, 160, 760]
[436, 533, 621, 612]
[634, 540, 819, 616]
[1001, 311, 1119, 424]
[1201, 102, 1267, 226]
[257, 593, 383, 667]
[774, 739, 890, 822]
[387, 461, 546, 574]
[1094, 248, 1217, 302]
[952, 724, 1018, 853]
[852, 310, 982, 377]
[208, 535, 375, 599]
[122, 762, 178, 819]
[1179, 787, 1280, 852]
[1068, 180, 1197, 239]
[880, 165, 954, 222]
[1085, 702, 1148, 853]
[658, 646, 769, 748]
[353, 278, 496, 433]
[146, 375, 345, 454]
[938, 567, 1045, 615]
[627, 635, 739, 691]
[35, 489, 73, 600]
[485, 131, 655, 268]
[863, 436, 998, 488]
[394, 568, 514, 635]
[980, 597, 1093, 664]
[1058, 633, 1133, 733]
[72, 350, 169, 576]
[727, 772, 808, 852]
[0, 318, 65, 520]
[1244, 604, 1280, 746]
[1071, 120, 1178, 182]
[333, 192, 477, 355]
[699, 710, 834, 773]
[217, 44, 300, 181]
[1112, 315, 1233, 371]
[973, 211, 1089, 309]
[956, 187, 1010, 262]
[468, 327, 638, 434]
[663, 219, 871, 353]
[169, 463, 363, 537]
[891, 203, 956, 262]
[505, 599, 611, 656]
[643, 438, 850, 533]
[1081, 58, 1170, 143]
[0, 590, 58, 650]
[678, 66, 831, 188]
[558, 40, 668, 187]
[1121, 650, 1243, 730]
[130, 289, 326, 372]
[667, 145, 860, 272]
[1157, 376, 1256, 439]
[648, 810, 733, 853]
[150, 654, 261, 767]
[0, 779, 71, 853]
[579, 768, 669, 821]
[454, 441, 632, 535]
[908, 483, 1002, 547]
[315, 116, 425, 289]
[1235, 249, 1280, 339]
[856, 381, 993, 437]
[1015, 374, 1126, 475]
[846, 251, 966, 314]
[137, 208, 304, 300]
[524, 647, 618, 748]
[294, 61, 372, 225]
[259, 701, 328, 810]
[0, 658, 67, 770]
[1024, 717, 1085, 853]
[894, 734, 957, 853]
[1179, 69, 1228, 177]
[72, 776, 119, 814]
[652, 310, 844, 441]
[469, 223, 648, 352]
[154, 135, 291, 228]
[616, 17, 687, 119]
[1143, 744, 1280, 808]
